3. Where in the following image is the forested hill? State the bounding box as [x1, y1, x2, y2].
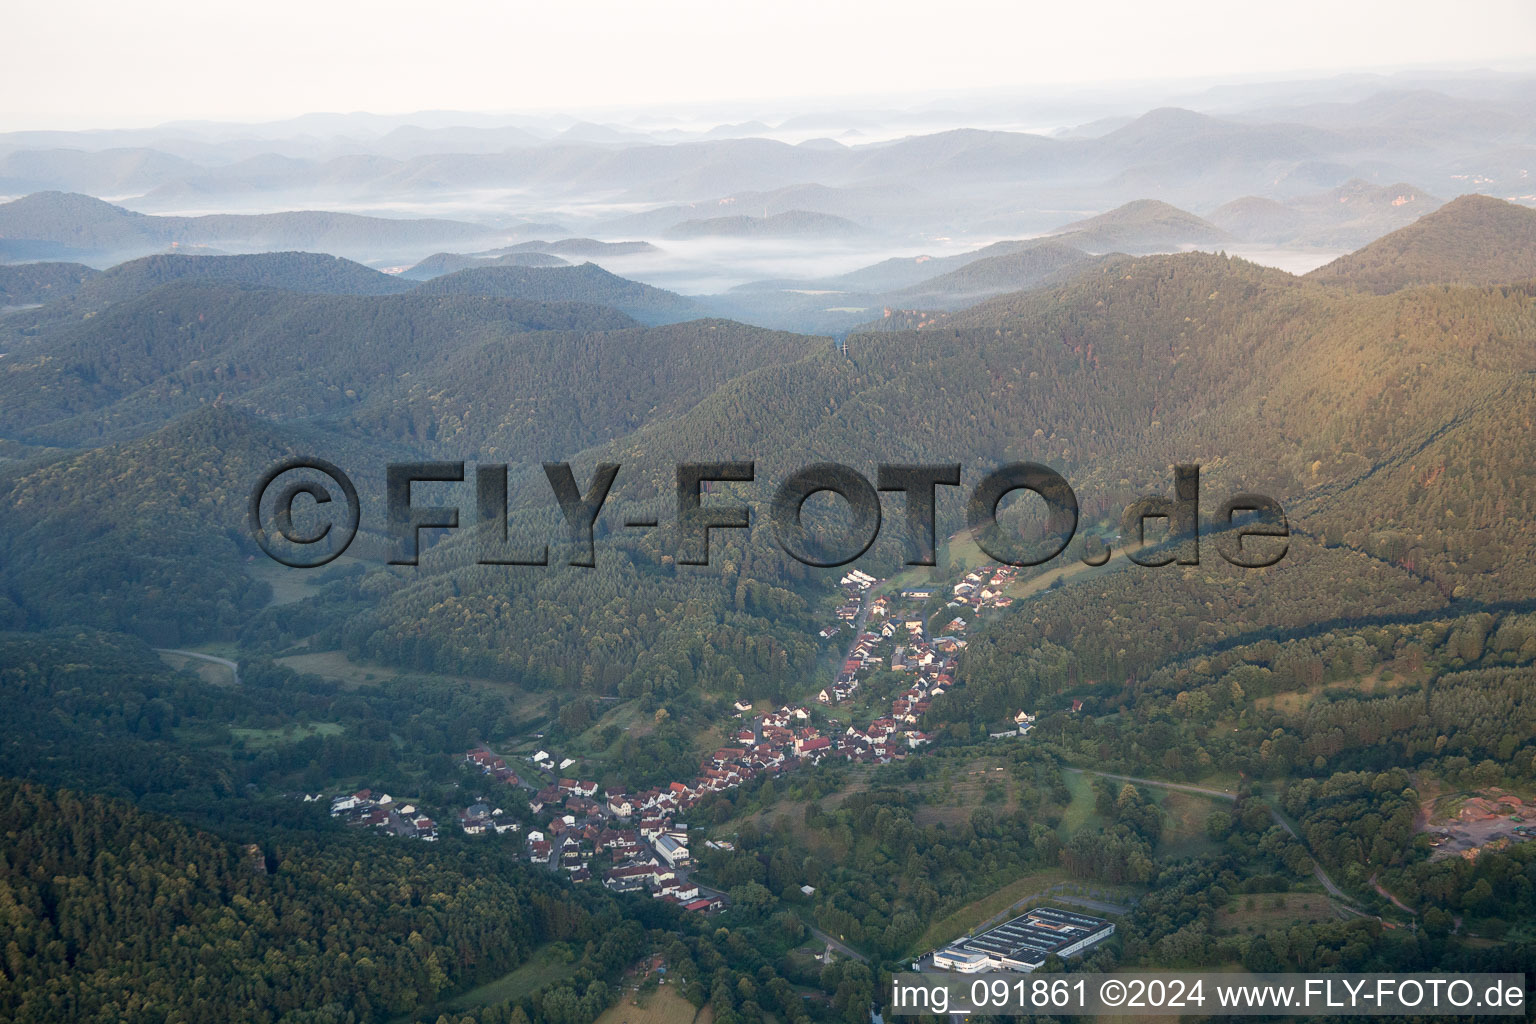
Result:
[336, 247, 1536, 691]
[1307, 194, 1536, 292]
[1049, 199, 1231, 252]
[412, 262, 705, 324]
[0, 774, 628, 1024]
[0, 407, 326, 641]
[0, 282, 638, 444]
[0, 313, 827, 645]
[77, 251, 416, 303]
[4, 212, 1536, 694]
[0, 252, 417, 355]
[881, 239, 1101, 306]
[0, 261, 98, 306]
[0, 190, 501, 257]
[401, 249, 570, 279]
[338, 318, 822, 457]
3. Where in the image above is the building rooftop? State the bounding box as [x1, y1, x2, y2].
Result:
[953, 907, 1112, 965]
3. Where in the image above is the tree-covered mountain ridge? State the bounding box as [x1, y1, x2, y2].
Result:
[0, 196, 1532, 694]
[339, 199, 1536, 686]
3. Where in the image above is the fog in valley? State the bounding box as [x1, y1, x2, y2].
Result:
[3, 69, 1535, 331]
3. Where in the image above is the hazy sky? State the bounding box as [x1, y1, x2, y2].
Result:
[4, 0, 1535, 130]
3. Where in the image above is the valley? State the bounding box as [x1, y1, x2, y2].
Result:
[3, 61, 1536, 1024]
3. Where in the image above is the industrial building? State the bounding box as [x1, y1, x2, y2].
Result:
[933, 907, 1114, 973]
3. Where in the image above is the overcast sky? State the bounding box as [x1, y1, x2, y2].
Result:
[4, 0, 1535, 130]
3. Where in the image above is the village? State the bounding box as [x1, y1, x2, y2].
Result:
[329, 559, 1038, 914]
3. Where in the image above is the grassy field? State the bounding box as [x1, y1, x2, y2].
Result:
[247, 553, 372, 608]
[1213, 892, 1339, 934]
[593, 985, 708, 1024]
[1152, 789, 1224, 860]
[275, 648, 545, 713]
[913, 867, 1070, 952]
[728, 764, 877, 850]
[230, 722, 344, 748]
[157, 650, 238, 687]
[912, 756, 1017, 827]
[440, 943, 582, 1012]
[274, 648, 413, 687]
[1254, 666, 1424, 714]
[1057, 770, 1101, 838]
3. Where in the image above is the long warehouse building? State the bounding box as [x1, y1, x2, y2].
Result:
[933, 907, 1115, 973]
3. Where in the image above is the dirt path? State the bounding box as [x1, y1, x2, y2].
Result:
[805, 922, 870, 963]
[1370, 875, 1417, 914]
[156, 648, 240, 686]
[1066, 767, 1370, 914]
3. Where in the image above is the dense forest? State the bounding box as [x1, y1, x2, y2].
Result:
[0, 259, 97, 305]
[413, 264, 704, 324]
[0, 778, 565, 1023]
[1308, 193, 1536, 293]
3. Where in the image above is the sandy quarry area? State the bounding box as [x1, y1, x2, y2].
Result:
[1422, 789, 1536, 861]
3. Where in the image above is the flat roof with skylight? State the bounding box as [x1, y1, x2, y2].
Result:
[936, 907, 1114, 973]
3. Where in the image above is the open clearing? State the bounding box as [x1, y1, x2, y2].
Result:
[275, 649, 544, 718]
[1057, 769, 1100, 838]
[275, 648, 418, 687]
[1152, 789, 1224, 859]
[913, 867, 1069, 952]
[1213, 892, 1339, 933]
[230, 722, 344, 747]
[1422, 788, 1536, 861]
[441, 944, 582, 1011]
[247, 553, 372, 608]
[1254, 667, 1424, 715]
[593, 985, 710, 1024]
[158, 650, 238, 687]
[912, 756, 1017, 827]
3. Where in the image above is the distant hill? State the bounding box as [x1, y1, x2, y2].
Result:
[0, 146, 201, 196]
[497, 239, 660, 258]
[1208, 196, 1308, 242]
[0, 253, 416, 343]
[0, 261, 98, 307]
[734, 238, 1046, 296]
[0, 192, 154, 250]
[0, 282, 637, 444]
[1209, 180, 1442, 248]
[663, 209, 869, 240]
[400, 250, 570, 280]
[704, 239, 1101, 335]
[0, 191, 501, 260]
[1049, 199, 1231, 252]
[412, 263, 704, 324]
[1307, 194, 1536, 292]
[401, 240, 658, 280]
[885, 240, 1100, 307]
[79, 252, 414, 305]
